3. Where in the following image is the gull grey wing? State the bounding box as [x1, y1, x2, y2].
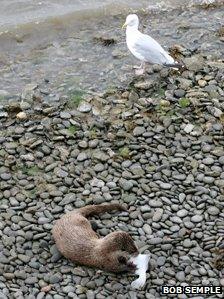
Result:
[133, 33, 174, 65]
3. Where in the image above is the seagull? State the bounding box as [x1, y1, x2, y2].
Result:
[122, 14, 182, 75]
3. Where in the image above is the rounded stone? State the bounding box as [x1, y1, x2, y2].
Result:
[0, 173, 11, 180]
[148, 237, 162, 245]
[18, 254, 31, 263]
[77, 153, 88, 161]
[94, 164, 105, 172]
[183, 239, 193, 248]
[89, 140, 99, 148]
[62, 286, 76, 293]
[177, 209, 188, 217]
[60, 111, 71, 119]
[176, 271, 186, 282]
[25, 277, 38, 284]
[207, 206, 219, 216]
[119, 178, 133, 191]
[159, 182, 172, 190]
[16, 111, 27, 120]
[77, 102, 92, 112]
[49, 274, 63, 284]
[191, 215, 203, 223]
[203, 176, 215, 184]
[202, 157, 214, 165]
[152, 208, 163, 222]
[143, 224, 152, 235]
[78, 141, 88, 148]
[184, 221, 195, 229]
[218, 156, 224, 165]
[133, 126, 146, 136]
[157, 256, 166, 266]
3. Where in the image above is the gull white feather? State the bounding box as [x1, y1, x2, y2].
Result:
[130, 253, 150, 289]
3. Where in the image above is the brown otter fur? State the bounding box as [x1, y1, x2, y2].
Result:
[52, 203, 138, 272]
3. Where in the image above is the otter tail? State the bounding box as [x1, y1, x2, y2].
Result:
[77, 204, 126, 218]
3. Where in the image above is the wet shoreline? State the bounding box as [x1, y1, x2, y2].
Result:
[0, 2, 223, 102]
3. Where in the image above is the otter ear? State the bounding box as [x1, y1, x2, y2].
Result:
[118, 256, 127, 264]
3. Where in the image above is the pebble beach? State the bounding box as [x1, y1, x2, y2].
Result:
[0, 50, 224, 298]
[0, 2, 224, 299]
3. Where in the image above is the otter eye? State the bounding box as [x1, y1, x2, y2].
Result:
[118, 256, 127, 264]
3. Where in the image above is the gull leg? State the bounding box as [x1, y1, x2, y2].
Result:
[135, 62, 145, 75]
[133, 61, 144, 70]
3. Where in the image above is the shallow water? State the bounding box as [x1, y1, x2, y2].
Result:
[0, 0, 196, 29]
[0, 0, 223, 98]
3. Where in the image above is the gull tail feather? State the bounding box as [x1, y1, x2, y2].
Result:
[163, 62, 185, 70]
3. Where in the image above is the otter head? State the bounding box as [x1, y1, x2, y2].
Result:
[98, 231, 139, 272]
[99, 249, 137, 273]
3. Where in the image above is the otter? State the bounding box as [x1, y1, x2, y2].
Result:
[52, 203, 138, 272]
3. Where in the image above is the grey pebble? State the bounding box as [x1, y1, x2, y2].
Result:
[0, 173, 11, 180]
[149, 200, 163, 208]
[1, 51, 224, 299]
[77, 152, 88, 161]
[183, 239, 193, 248]
[133, 126, 146, 136]
[207, 206, 219, 216]
[177, 209, 188, 217]
[77, 101, 92, 112]
[148, 237, 162, 245]
[218, 156, 224, 165]
[49, 273, 63, 284]
[176, 271, 186, 282]
[157, 256, 166, 266]
[202, 157, 214, 165]
[191, 215, 203, 223]
[119, 178, 133, 191]
[184, 124, 194, 133]
[63, 286, 76, 293]
[159, 182, 172, 190]
[152, 208, 163, 222]
[60, 111, 71, 119]
[143, 224, 152, 234]
[25, 276, 38, 284]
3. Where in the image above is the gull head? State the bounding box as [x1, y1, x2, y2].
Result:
[122, 14, 139, 30]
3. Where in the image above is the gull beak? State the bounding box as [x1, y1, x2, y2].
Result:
[122, 22, 127, 29]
